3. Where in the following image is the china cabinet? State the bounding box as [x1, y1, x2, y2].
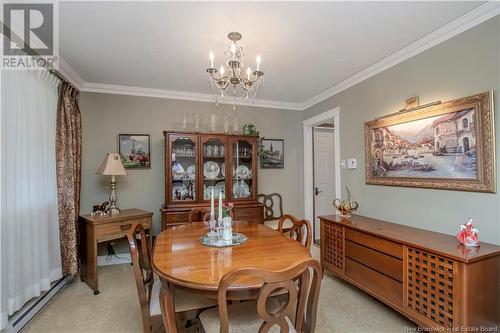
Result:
[162, 131, 263, 229]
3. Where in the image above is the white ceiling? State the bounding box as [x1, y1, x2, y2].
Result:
[60, 1, 487, 106]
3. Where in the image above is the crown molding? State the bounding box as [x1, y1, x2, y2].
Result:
[58, 57, 85, 89]
[80, 82, 304, 111]
[300, 1, 500, 111]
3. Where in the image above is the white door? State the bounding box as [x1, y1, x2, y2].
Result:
[313, 128, 336, 243]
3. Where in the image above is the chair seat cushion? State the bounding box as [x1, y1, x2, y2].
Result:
[150, 280, 217, 316]
[264, 219, 293, 230]
[199, 298, 296, 333]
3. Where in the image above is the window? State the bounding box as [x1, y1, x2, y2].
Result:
[462, 118, 469, 129]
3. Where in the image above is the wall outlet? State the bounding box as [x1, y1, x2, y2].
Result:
[347, 158, 357, 169]
[340, 160, 346, 168]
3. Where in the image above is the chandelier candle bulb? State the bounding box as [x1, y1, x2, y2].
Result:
[246, 67, 251, 80]
[220, 65, 225, 76]
[209, 51, 214, 68]
[256, 55, 261, 71]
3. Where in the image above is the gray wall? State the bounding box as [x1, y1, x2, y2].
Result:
[80, 94, 304, 234]
[304, 17, 500, 244]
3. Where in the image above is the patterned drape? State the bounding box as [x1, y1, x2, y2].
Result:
[56, 82, 82, 275]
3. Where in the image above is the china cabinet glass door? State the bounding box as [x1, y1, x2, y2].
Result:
[201, 136, 227, 201]
[170, 135, 197, 203]
[230, 138, 256, 200]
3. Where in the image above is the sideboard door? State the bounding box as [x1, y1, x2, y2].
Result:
[320, 220, 345, 274]
[404, 246, 456, 329]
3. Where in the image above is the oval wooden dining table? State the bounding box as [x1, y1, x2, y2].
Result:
[152, 221, 311, 333]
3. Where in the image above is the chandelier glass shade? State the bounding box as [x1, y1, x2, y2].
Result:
[206, 32, 264, 106]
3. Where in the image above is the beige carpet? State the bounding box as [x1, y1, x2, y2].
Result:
[23, 246, 415, 333]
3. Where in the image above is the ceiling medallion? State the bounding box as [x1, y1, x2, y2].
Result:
[206, 32, 264, 109]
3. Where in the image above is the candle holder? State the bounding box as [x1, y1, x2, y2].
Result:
[207, 218, 217, 237]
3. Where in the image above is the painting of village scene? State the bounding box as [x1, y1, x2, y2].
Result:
[369, 108, 477, 180]
[260, 139, 284, 168]
[365, 92, 495, 192]
[119, 134, 151, 169]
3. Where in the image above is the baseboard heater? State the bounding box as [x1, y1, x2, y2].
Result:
[6, 275, 73, 333]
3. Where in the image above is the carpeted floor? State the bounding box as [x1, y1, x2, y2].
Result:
[23, 246, 415, 333]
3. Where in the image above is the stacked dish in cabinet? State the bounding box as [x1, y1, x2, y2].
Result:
[203, 140, 226, 199]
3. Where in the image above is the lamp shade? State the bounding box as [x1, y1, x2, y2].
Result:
[96, 153, 128, 176]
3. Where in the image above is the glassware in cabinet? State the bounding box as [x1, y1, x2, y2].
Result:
[169, 134, 197, 202]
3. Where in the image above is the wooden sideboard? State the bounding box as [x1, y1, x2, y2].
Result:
[320, 214, 500, 330]
[79, 209, 153, 294]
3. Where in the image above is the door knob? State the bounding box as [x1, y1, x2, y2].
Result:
[315, 187, 322, 195]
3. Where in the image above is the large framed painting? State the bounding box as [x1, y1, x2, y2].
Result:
[260, 139, 284, 169]
[364, 92, 495, 193]
[118, 134, 151, 169]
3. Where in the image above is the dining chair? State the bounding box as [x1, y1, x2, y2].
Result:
[189, 208, 234, 223]
[188, 208, 210, 223]
[278, 214, 313, 250]
[199, 258, 322, 333]
[127, 224, 217, 333]
[258, 193, 289, 230]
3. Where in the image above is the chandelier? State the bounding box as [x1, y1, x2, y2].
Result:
[206, 32, 264, 108]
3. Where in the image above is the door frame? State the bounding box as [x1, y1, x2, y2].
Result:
[303, 108, 341, 232]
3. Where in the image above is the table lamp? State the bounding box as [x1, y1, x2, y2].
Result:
[96, 153, 128, 214]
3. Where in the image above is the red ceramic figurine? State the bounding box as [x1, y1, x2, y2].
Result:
[457, 218, 479, 247]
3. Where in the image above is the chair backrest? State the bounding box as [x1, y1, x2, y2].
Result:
[190, 207, 234, 223]
[188, 208, 210, 222]
[218, 258, 322, 333]
[258, 193, 284, 222]
[278, 214, 312, 250]
[127, 224, 154, 331]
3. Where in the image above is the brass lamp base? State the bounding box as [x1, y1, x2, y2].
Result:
[108, 178, 120, 215]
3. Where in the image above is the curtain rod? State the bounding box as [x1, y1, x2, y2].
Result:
[48, 68, 79, 91]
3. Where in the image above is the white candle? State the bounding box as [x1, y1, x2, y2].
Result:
[218, 191, 223, 221]
[210, 188, 214, 218]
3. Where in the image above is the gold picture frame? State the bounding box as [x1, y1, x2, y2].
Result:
[364, 91, 495, 193]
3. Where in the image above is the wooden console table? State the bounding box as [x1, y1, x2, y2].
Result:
[79, 208, 153, 295]
[320, 214, 500, 330]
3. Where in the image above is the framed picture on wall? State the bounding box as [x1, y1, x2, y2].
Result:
[260, 139, 284, 169]
[118, 134, 151, 169]
[364, 91, 495, 193]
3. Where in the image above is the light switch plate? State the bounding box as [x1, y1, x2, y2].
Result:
[347, 158, 357, 169]
[340, 160, 346, 168]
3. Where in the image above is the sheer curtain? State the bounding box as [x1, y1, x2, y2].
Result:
[0, 70, 62, 330]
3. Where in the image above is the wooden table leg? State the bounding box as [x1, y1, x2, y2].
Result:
[159, 280, 178, 333]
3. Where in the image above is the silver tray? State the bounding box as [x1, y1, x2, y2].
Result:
[200, 232, 248, 248]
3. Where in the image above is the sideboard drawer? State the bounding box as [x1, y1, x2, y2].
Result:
[346, 258, 403, 307]
[345, 240, 402, 282]
[346, 228, 402, 259]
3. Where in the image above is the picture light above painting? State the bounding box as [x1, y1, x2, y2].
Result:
[364, 91, 495, 193]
